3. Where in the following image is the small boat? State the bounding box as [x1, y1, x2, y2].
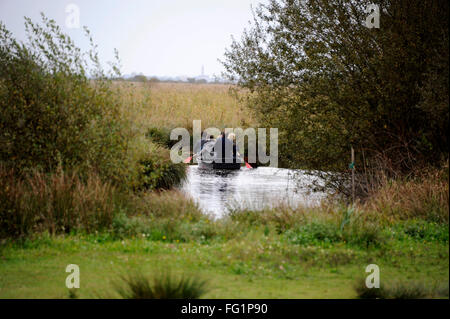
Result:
[197, 140, 242, 170]
[198, 159, 242, 170]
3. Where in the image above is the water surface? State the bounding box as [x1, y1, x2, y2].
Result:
[180, 166, 325, 218]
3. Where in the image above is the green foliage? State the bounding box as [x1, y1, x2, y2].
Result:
[285, 222, 341, 245]
[229, 206, 385, 248]
[284, 221, 384, 248]
[354, 278, 449, 299]
[223, 0, 449, 194]
[0, 15, 130, 182]
[136, 149, 186, 191]
[109, 191, 230, 243]
[114, 270, 209, 299]
[145, 127, 176, 148]
[392, 220, 449, 242]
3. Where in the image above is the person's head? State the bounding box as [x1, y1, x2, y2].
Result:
[228, 132, 236, 142]
[202, 130, 215, 140]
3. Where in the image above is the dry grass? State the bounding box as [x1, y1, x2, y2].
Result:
[132, 190, 204, 220]
[115, 82, 254, 134]
[362, 163, 449, 223]
[0, 166, 121, 238]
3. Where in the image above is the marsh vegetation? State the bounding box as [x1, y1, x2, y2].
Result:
[0, 3, 448, 299]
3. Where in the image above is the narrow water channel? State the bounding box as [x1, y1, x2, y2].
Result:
[180, 166, 326, 218]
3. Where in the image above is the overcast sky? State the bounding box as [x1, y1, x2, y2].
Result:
[0, 0, 263, 77]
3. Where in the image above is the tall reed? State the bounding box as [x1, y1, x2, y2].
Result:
[0, 166, 121, 238]
[362, 163, 449, 223]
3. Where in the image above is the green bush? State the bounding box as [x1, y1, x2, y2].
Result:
[223, 0, 449, 197]
[145, 127, 175, 148]
[135, 147, 186, 191]
[0, 15, 129, 183]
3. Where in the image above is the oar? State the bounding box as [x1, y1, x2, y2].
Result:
[184, 152, 200, 164]
[237, 152, 253, 169]
[183, 156, 192, 164]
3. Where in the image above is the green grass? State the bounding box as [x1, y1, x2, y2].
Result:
[113, 270, 209, 299]
[354, 277, 449, 299]
[0, 227, 447, 299]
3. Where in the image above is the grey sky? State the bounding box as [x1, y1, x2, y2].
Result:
[0, 0, 263, 77]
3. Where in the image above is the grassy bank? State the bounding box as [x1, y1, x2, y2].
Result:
[0, 168, 448, 298]
[0, 217, 447, 298]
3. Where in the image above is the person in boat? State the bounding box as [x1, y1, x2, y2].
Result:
[193, 130, 214, 155]
[227, 132, 240, 159]
[213, 131, 239, 163]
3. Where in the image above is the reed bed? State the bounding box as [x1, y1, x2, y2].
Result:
[362, 163, 449, 224]
[0, 166, 120, 238]
[115, 82, 254, 134]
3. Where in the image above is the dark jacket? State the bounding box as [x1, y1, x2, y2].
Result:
[213, 136, 238, 162]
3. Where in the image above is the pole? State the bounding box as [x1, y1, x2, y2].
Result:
[351, 146, 355, 203]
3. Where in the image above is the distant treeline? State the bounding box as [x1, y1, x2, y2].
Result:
[112, 74, 232, 84]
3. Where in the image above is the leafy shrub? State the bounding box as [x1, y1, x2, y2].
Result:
[145, 127, 176, 148]
[111, 212, 147, 239]
[224, 0, 448, 181]
[0, 15, 130, 183]
[135, 146, 186, 191]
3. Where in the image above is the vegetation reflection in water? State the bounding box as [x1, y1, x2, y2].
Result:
[181, 166, 326, 217]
